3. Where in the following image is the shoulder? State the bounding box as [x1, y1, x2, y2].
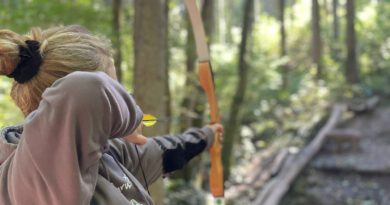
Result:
[43, 71, 117, 101]
[53, 71, 112, 89]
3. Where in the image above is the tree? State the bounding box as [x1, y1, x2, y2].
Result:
[180, 16, 197, 134]
[279, 0, 288, 89]
[222, 0, 254, 179]
[330, 0, 341, 61]
[112, 0, 122, 82]
[332, 0, 339, 41]
[133, 0, 170, 203]
[345, 0, 359, 84]
[311, 0, 323, 79]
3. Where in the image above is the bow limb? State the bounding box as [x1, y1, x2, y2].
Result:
[185, 0, 224, 204]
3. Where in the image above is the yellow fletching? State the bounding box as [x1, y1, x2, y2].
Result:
[142, 114, 157, 127]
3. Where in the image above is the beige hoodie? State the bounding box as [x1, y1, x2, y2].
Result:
[0, 72, 214, 205]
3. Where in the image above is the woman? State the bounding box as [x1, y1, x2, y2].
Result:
[0, 25, 223, 205]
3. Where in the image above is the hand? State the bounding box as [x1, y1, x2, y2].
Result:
[207, 123, 224, 141]
[125, 123, 148, 145]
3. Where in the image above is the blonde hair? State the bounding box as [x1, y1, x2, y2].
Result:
[0, 25, 114, 115]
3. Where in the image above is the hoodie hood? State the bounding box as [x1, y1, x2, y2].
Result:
[0, 125, 23, 165]
[0, 101, 143, 166]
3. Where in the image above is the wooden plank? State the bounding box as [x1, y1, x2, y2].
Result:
[270, 148, 289, 177]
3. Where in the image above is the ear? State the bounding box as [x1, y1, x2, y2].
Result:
[106, 58, 118, 80]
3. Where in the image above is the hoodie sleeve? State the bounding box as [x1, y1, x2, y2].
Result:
[6, 71, 143, 205]
[109, 126, 214, 186]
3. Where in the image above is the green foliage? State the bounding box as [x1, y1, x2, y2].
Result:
[165, 180, 206, 205]
[357, 2, 390, 95]
[0, 0, 111, 34]
[0, 79, 23, 127]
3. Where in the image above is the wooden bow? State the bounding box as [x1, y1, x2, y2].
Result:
[185, 0, 224, 204]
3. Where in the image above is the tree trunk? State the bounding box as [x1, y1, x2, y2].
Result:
[112, 0, 122, 82]
[133, 0, 170, 203]
[174, 16, 198, 182]
[180, 13, 199, 134]
[331, 0, 341, 61]
[222, 0, 254, 179]
[345, 0, 359, 84]
[279, 0, 288, 89]
[164, 0, 171, 131]
[332, 0, 339, 40]
[216, 0, 227, 43]
[311, 0, 323, 79]
[202, 0, 215, 44]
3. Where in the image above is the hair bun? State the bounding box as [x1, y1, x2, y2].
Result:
[7, 40, 42, 84]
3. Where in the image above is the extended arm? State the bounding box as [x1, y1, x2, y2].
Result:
[109, 126, 214, 186]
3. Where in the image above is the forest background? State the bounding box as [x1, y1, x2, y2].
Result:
[0, 0, 389, 204]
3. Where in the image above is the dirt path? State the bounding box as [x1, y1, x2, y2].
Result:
[281, 106, 390, 205]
